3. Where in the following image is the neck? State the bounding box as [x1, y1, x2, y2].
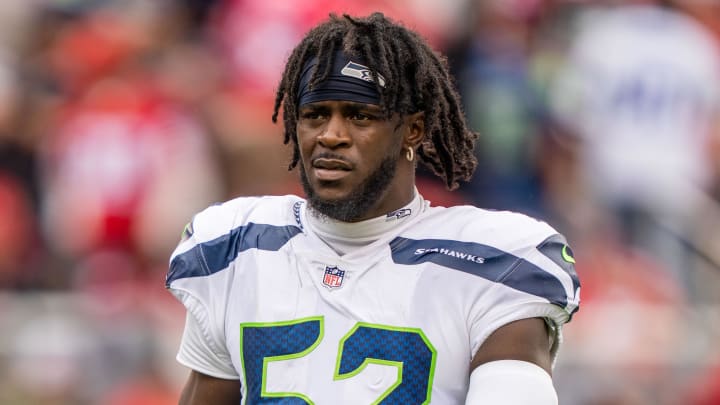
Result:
[305, 190, 425, 254]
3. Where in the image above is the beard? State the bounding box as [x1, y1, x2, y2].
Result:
[300, 153, 398, 222]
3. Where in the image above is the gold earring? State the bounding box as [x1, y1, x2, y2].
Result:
[406, 147, 414, 162]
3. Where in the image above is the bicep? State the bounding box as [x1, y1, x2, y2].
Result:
[179, 370, 242, 405]
[470, 317, 553, 374]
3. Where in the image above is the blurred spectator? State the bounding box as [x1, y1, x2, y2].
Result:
[458, 0, 549, 216]
[39, 77, 223, 260]
[34, 1, 224, 268]
[548, 1, 720, 290]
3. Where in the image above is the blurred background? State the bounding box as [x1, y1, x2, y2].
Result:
[0, 0, 719, 404]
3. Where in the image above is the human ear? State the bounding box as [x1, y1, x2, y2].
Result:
[404, 112, 425, 148]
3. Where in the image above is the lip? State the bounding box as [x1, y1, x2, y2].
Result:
[312, 158, 352, 170]
[311, 158, 352, 181]
[313, 168, 351, 181]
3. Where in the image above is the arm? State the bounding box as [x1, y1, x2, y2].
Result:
[179, 370, 242, 405]
[470, 317, 552, 373]
[466, 317, 558, 404]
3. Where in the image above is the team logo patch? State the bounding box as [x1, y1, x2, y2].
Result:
[292, 201, 304, 230]
[322, 266, 345, 288]
[341, 61, 386, 87]
[561, 245, 576, 264]
[386, 208, 411, 221]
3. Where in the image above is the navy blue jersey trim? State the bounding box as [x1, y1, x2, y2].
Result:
[537, 234, 581, 296]
[166, 223, 302, 286]
[390, 237, 571, 309]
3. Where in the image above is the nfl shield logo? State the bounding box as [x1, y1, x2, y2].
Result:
[323, 266, 345, 288]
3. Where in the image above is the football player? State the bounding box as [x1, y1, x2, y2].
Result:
[167, 12, 579, 404]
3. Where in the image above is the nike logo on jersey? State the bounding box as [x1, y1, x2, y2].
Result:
[414, 248, 485, 264]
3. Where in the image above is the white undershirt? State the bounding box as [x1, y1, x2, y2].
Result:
[306, 189, 426, 255]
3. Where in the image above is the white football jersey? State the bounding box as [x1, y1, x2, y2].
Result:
[167, 195, 580, 404]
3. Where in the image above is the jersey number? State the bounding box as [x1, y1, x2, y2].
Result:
[239, 317, 437, 404]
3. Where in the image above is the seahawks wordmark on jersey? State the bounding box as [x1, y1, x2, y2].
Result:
[166, 195, 580, 404]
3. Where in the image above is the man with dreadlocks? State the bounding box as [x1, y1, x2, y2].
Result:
[167, 12, 579, 404]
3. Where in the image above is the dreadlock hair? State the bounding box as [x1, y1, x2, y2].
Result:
[272, 12, 478, 190]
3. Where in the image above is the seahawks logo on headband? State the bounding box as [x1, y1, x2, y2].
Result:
[341, 61, 386, 87]
[297, 53, 386, 106]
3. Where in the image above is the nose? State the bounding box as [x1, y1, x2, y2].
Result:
[317, 114, 351, 149]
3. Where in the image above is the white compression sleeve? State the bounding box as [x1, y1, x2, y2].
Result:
[465, 360, 558, 405]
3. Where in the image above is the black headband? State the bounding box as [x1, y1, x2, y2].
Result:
[297, 51, 385, 107]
